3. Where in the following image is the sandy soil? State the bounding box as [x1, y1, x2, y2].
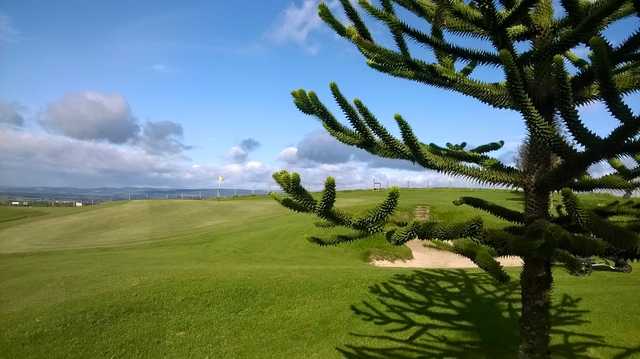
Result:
[372, 240, 523, 268]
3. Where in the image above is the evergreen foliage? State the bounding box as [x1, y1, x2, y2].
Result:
[272, 170, 401, 243]
[272, 0, 639, 357]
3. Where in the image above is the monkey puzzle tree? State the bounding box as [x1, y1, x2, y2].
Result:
[270, 0, 640, 357]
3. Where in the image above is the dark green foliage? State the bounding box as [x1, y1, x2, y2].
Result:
[558, 188, 640, 258]
[270, 0, 639, 357]
[553, 249, 593, 276]
[454, 196, 526, 224]
[386, 216, 483, 245]
[272, 171, 400, 243]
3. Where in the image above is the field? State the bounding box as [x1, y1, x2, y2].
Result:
[1, 189, 639, 358]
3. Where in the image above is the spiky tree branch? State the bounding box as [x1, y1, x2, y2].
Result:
[272, 171, 515, 281]
[271, 171, 400, 240]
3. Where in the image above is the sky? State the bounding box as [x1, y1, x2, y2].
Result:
[0, 0, 638, 190]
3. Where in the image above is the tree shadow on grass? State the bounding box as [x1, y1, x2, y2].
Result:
[339, 270, 640, 358]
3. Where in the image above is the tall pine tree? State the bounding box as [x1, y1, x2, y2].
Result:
[271, 0, 640, 357]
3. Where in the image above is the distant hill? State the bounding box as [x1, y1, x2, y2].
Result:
[0, 186, 269, 202]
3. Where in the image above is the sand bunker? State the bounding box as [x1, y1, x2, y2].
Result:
[372, 239, 523, 268]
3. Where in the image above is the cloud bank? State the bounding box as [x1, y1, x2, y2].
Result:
[0, 91, 198, 187]
[0, 91, 524, 190]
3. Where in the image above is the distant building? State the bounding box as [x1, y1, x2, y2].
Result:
[10, 201, 20, 206]
[75, 202, 83, 207]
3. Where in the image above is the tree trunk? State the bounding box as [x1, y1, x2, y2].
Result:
[520, 160, 553, 359]
[519, 257, 553, 359]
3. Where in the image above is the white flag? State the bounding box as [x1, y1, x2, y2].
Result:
[218, 176, 224, 183]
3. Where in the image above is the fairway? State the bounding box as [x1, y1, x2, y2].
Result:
[0, 199, 277, 253]
[1, 189, 639, 358]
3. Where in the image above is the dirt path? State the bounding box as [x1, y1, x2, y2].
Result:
[372, 205, 522, 269]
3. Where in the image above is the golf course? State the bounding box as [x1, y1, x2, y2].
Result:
[1, 188, 638, 358]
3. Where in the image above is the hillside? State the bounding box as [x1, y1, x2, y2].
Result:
[1, 189, 638, 358]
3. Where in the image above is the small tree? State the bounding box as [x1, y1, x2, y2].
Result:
[271, 0, 640, 357]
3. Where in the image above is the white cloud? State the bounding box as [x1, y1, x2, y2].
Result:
[269, 1, 321, 45]
[278, 146, 299, 164]
[267, 0, 348, 54]
[227, 145, 249, 163]
[38, 91, 190, 155]
[40, 92, 140, 144]
[0, 128, 180, 187]
[226, 138, 261, 163]
[245, 161, 265, 170]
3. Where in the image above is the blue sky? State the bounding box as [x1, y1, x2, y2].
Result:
[0, 1, 638, 189]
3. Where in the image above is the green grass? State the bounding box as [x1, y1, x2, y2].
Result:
[0, 189, 638, 358]
[0, 207, 48, 229]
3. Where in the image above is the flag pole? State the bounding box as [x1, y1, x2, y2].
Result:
[217, 175, 224, 199]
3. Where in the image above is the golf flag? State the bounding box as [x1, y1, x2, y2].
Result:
[218, 176, 224, 183]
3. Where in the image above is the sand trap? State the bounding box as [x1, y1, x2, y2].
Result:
[372, 240, 523, 268]
[375, 206, 523, 269]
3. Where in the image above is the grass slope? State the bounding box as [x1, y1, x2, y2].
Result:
[0, 189, 638, 358]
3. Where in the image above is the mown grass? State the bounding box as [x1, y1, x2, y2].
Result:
[0, 206, 48, 229]
[0, 189, 638, 358]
